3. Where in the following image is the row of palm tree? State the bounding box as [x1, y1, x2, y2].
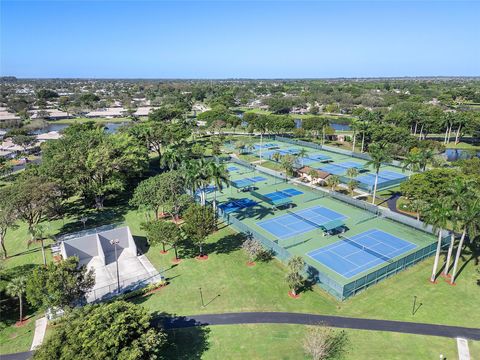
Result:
[182, 159, 230, 211]
[424, 177, 480, 284]
[401, 148, 439, 176]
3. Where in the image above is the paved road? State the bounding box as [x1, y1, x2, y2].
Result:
[160, 312, 480, 340]
[5, 312, 479, 359]
[0, 351, 32, 360]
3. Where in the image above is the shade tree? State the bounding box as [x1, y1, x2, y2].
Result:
[26, 256, 95, 310]
[32, 301, 167, 360]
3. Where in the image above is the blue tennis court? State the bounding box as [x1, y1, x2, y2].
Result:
[378, 170, 406, 180]
[252, 188, 303, 207]
[308, 153, 331, 162]
[307, 229, 417, 278]
[254, 143, 278, 149]
[231, 176, 267, 188]
[318, 164, 347, 175]
[336, 161, 364, 169]
[357, 171, 407, 189]
[257, 205, 347, 239]
[296, 157, 316, 166]
[227, 166, 239, 172]
[218, 198, 258, 214]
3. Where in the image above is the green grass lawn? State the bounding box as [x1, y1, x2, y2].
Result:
[444, 142, 480, 150]
[165, 324, 461, 360]
[1, 200, 479, 354]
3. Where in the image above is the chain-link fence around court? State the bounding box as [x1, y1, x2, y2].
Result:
[223, 156, 450, 300]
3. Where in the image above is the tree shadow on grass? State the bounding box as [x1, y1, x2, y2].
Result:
[179, 232, 245, 260]
[0, 264, 41, 326]
[153, 312, 211, 360]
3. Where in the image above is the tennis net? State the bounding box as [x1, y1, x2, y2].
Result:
[338, 234, 394, 263]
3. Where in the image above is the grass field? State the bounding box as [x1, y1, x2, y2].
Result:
[165, 324, 466, 360]
[1, 192, 478, 354]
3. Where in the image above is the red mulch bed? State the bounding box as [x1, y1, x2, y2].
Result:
[172, 258, 182, 264]
[160, 250, 168, 255]
[246, 261, 256, 267]
[196, 255, 209, 261]
[288, 291, 300, 299]
[143, 284, 167, 296]
[428, 278, 438, 284]
[14, 319, 29, 327]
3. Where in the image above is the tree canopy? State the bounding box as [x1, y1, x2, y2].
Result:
[32, 301, 167, 360]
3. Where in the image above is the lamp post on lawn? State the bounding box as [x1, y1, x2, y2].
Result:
[110, 239, 120, 293]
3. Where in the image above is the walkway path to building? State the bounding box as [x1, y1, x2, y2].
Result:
[30, 317, 47, 351]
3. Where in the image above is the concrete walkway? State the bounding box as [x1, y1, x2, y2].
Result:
[457, 337, 471, 360]
[160, 312, 480, 340]
[30, 317, 47, 351]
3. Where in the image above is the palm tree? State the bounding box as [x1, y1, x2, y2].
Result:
[345, 167, 359, 195]
[280, 155, 295, 182]
[423, 200, 451, 283]
[255, 116, 269, 161]
[450, 194, 480, 284]
[320, 118, 330, 145]
[402, 150, 421, 178]
[196, 158, 213, 206]
[366, 143, 393, 205]
[272, 152, 281, 163]
[161, 145, 185, 170]
[326, 175, 340, 191]
[208, 162, 230, 214]
[418, 148, 435, 172]
[442, 178, 468, 277]
[297, 148, 308, 167]
[350, 119, 359, 152]
[6, 276, 27, 322]
[29, 223, 48, 266]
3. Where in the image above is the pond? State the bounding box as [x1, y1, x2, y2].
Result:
[442, 148, 480, 161]
[29, 122, 128, 135]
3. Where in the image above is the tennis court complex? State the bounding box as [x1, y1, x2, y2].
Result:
[308, 229, 417, 278]
[211, 159, 443, 299]
[246, 138, 409, 192]
[257, 205, 346, 239]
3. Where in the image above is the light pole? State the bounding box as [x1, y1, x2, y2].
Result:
[110, 239, 120, 293]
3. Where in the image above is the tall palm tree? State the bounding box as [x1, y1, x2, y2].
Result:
[208, 162, 230, 214]
[6, 276, 27, 322]
[326, 175, 340, 191]
[401, 151, 421, 178]
[29, 223, 48, 266]
[442, 178, 468, 277]
[255, 116, 269, 161]
[418, 148, 435, 172]
[297, 148, 308, 167]
[196, 158, 213, 206]
[161, 145, 185, 170]
[346, 167, 359, 195]
[350, 119, 359, 152]
[423, 200, 451, 283]
[366, 143, 393, 205]
[450, 195, 480, 284]
[280, 155, 295, 182]
[320, 118, 330, 145]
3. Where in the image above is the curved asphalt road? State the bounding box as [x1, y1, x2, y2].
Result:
[5, 312, 480, 360]
[161, 312, 480, 340]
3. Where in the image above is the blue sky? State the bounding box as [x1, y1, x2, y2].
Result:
[1, 1, 479, 78]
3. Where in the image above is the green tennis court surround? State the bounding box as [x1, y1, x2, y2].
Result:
[209, 158, 448, 300]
